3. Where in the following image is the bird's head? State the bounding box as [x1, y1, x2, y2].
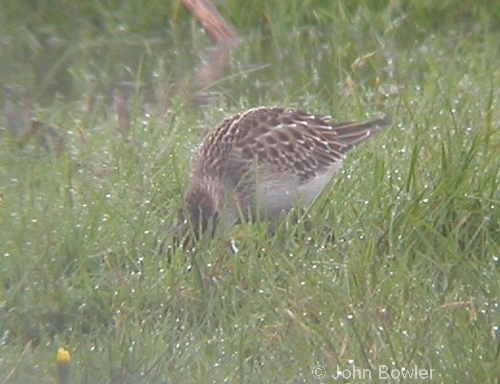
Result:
[184, 182, 219, 239]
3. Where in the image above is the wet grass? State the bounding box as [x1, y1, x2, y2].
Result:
[1, 1, 500, 382]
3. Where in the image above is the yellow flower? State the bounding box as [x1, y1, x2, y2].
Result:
[56, 347, 71, 384]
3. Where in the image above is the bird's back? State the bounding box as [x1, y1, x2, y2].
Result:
[191, 107, 389, 185]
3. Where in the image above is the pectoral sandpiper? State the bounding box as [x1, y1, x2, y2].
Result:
[182, 106, 390, 242]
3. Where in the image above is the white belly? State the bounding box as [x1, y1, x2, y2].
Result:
[255, 161, 343, 219]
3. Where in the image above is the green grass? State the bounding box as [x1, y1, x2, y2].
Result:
[1, 0, 500, 382]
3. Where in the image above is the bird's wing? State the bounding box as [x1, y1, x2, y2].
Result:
[228, 107, 390, 183]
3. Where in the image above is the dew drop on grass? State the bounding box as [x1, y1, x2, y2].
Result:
[492, 325, 499, 339]
[128, 341, 135, 352]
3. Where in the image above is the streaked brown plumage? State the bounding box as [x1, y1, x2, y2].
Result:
[183, 106, 390, 240]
